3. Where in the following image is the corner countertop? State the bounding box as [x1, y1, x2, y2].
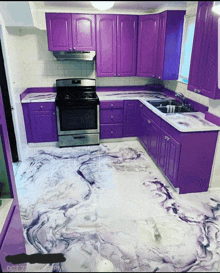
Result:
[20, 90, 220, 133]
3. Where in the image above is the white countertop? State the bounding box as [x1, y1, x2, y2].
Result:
[0, 198, 13, 234]
[21, 92, 56, 103]
[20, 91, 220, 132]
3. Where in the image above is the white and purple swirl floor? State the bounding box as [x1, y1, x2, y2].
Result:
[13, 140, 220, 272]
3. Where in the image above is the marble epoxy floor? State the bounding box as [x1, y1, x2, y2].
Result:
[13, 140, 220, 272]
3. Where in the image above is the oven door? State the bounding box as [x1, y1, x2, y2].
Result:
[56, 104, 100, 135]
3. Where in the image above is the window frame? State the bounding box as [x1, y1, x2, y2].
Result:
[178, 14, 196, 84]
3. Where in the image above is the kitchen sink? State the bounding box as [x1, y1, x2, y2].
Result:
[147, 99, 198, 113]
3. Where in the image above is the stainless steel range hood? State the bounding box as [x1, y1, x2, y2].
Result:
[53, 51, 96, 61]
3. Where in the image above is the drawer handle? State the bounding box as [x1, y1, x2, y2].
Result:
[111, 104, 113, 107]
[148, 119, 151, 124]
[111, 131, 114, 134]
[40, 105, 43, 108]
[140, 104, 143, 107]
[111, 115, 113, 119]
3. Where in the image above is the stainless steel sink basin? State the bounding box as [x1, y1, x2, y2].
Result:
[147, 99, 198, 113]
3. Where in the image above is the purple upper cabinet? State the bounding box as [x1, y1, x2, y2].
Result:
[72, 14, 96, 51]
[96, 14, 117, 77]
[137, 14, 159, 77]
[159, 10, 185, 80]
[188, 2, 212, 93]
[155, 12, 167, 80]
[188, 1, 220, 99]
[200, 6, 220, 98]
[46, 13, 72, 51]
[117, 15, 138, 77]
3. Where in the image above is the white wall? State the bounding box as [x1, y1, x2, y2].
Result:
[162, 1, 220, 190]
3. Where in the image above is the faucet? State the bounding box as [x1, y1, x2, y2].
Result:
[175, 92, 186, 105]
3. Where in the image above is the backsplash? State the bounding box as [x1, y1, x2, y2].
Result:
[8, 27, 158, 90]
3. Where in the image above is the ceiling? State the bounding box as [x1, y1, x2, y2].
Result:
[32, 1, 188, 14]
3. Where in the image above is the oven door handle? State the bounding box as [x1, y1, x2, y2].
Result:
[73, 136, 86, 139]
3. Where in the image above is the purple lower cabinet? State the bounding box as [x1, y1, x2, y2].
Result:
[22, 102, 58, 143]
[0, 204, 27, 272]
[123, 101, 138, 137]
[160, 120, 218, 194]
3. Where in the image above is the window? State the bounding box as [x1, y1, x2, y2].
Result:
[178, 15, 196, 84]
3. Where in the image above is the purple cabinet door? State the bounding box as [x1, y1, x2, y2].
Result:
[200, 7, 219, 98]
[45, 13, 72, 51]
[123, 100, 137, 137]
[157, 128, 168, 172]
[29, 110, 58, 143]
[72, 14, 96, 51]
[165, 134, 181, 187]
[117, 15, 138, 77]
[147, 119, 160, 160]
[0, 205, 26, 273]
[155, 12, 167, 79]
[96, 14, 117, 77]
[188, 2, 212, 92]
[137, 14, 159, 77]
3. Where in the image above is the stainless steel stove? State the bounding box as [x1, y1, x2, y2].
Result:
[55, 78, 100, 147]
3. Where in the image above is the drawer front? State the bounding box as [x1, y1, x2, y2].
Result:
[100, 100, 124, 109]
[28, 102, 55, 111]
[141, 104, 161, 126]
[100, 109, 123, 124]
[100, 124, 123, 139]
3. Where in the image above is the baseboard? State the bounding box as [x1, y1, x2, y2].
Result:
[100, 137, 138, 143]
[27, 142, 58, 148]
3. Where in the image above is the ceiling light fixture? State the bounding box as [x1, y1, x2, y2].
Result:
[91, 1, 114, 11]
[212, 1, 220, 15]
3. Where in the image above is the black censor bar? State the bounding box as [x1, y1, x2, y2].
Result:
[5, 253, 66, 264]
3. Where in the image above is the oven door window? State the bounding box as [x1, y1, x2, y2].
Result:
[59, 106, 97, 131]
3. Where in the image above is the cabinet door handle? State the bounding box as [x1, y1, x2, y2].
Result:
[69, 48, 72, 51]
[148, 119, 151, 124]
[114, 74, 116, 76]
[111, 115, 113, 119]
[140, 104, 143, 107]
[40, 105, 43, 108]
[164, 136, 167, 140]
[111, 104, 113, 107]
[73, 47, 75, 50]
[167, 137, 170, 141]
[53, 112, 55, 115]
[198, 90, 201, 93]
[111, 131, 114, 134]
[194, 88, 197, 92]
[158, 76, 161, 79]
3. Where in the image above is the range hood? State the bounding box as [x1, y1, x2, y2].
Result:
[53, 51, 96, 61]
